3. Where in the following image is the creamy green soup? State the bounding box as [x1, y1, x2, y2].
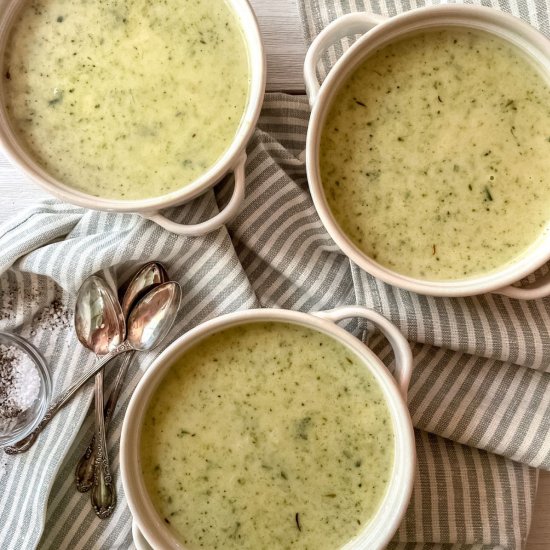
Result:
[3, 0, 249, 199]
[320, 28, 550, 280]
[141, 322, 394, 550]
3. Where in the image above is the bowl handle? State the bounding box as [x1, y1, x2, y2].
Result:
[492, 270, 550, 300]
[312, 306, 413, 399]
[304, 12, 387, 106]
[132, 521, 153, 550]
[142, 152, 247, 236]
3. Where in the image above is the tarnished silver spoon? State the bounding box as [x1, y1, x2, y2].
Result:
[75, 262, 168, 495]
[4, 282, 182, 458]
[120, 262, 170, 317]
[73, 275, 125, 518]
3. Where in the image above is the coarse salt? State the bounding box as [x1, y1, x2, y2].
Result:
[0, 343, 41, 428]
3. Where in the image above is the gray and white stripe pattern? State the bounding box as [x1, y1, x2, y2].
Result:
[0, 77, 548, 550]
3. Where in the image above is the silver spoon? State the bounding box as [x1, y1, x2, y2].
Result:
[120, 262, 169, 317]
[75, 262, 168, 494]
[74, 275, 125, 519]
[4, 282, 182, 456]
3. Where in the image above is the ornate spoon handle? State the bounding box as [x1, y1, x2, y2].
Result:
[91, 369, 116, 519]
[75, 352, 134, 492]
[4, 340, 134, 455]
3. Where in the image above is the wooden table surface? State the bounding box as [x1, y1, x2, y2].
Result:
[0, 1, 548, 548]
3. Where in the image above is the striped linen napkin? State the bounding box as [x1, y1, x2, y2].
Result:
[0, 94, 549, 550]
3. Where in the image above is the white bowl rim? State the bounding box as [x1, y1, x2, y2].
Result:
[120, 307, 415, 550]
[0, 0, 266, 212]
[305, 4, 550, 297]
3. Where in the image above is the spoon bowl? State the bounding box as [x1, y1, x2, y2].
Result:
[75, 276, 125, 356]
[127, 282, 182, 351]
[121, 263, 169, 319]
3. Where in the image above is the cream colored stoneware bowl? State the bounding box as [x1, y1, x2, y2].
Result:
[305, 5, 550, 299]
[0, 0, 265, 236]
[121, 306, 415, 550]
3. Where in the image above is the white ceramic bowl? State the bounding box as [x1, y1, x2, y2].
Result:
[0, 0, 265, 236]
[121, 306, 415, 550]
[305, 5, 550, 299]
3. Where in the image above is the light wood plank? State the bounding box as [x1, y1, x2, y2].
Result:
[527, 470, 550, 550]
[253, 0, 306, 93]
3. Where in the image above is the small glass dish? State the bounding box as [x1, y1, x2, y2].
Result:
[0, 332, 51, 447]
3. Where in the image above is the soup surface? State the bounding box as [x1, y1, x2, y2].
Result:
[141, 322, 394, 549]
[320, 28, 550, 280]
[3, 0, 250, 199]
